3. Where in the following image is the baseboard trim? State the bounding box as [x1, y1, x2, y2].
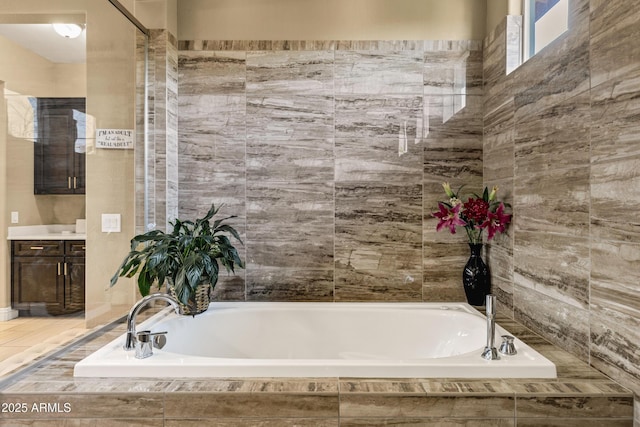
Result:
[0, 306, 19, 321]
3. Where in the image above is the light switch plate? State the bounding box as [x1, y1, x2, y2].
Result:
[101, 213, 121, 233]
[10, 212, 18, 224]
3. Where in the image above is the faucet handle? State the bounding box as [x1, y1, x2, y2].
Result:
[499, 335, 517, 356]
[135, 330, 167, 359]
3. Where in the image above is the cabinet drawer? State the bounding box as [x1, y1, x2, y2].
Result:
[12, 241, 64, 256]
[65, 240, 86, 256]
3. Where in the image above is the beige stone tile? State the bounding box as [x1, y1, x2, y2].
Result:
[167, 378, 338, 393]
[165, 420, 339, 427]
[3, 420, 163, 426]
[513, 231, 589, 310]
[513, 285, 589, 361]
[0, 394, 165, 420]
[590, 0, 640, 88]
[341, 419, 515, 427]
[339, 395, 515, 418]
[516, 419, 632, 427]
[335, 268, 423, 302]
[515, 396, 634, 419]
[165, 393, 339, 418]
[421, 380, 514, 396]
[339, 379, 426, 394]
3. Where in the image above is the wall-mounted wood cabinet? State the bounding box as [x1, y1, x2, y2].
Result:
[11, 240, 85, 316]
[34, 98, 86, 195]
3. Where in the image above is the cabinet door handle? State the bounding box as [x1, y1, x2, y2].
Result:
[73, 177, 77, 189]
[30, 246, 44, 250]
[64, 263, 68, 276]
[57, 262, 61, 276]
[68, 177, 72, 189]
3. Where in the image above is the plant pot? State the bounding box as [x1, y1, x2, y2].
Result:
[462, 243, 490, 306]
[168, 281, 212, 315]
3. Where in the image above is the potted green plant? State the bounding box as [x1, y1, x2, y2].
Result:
[110, 203, 244, 315]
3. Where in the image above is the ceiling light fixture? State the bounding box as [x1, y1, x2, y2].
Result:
[52, 23, 84, 39]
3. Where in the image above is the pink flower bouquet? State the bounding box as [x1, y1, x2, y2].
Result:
[432, 183, 512, 244]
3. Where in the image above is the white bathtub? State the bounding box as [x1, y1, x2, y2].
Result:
[74, 302, 556, 378]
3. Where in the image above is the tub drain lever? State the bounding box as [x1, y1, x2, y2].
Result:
[481, 294, 500, 360]
[135, 330, 168, 359]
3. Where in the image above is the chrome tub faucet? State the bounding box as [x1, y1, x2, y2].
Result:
[124, 293, 181, 357]
[481, 294, 500, 360]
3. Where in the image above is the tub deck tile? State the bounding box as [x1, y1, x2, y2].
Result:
[0, 313, 633, 425]
[166, 378, 339, 393]
[339, 379, 426, 394]
[164, 392, 340, 419]
[339, 394, 516, 418]
[421, 380, 514, 395]
[340, 418, 516, 426]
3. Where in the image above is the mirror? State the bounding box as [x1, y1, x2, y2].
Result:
[0, 1, 148, 374]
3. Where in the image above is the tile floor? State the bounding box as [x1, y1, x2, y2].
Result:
[0, 314, 89, 378]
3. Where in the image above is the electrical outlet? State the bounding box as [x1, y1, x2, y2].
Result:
[11, 212, 18, 224]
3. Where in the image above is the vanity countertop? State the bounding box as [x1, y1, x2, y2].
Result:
[7, 225, 87, 241]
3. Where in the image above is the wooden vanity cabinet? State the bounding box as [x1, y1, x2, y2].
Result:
[11, 240, 86, 316]
[33, 98, 86, 195]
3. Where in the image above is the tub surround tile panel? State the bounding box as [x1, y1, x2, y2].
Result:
[590, 68, 640, 243]
[339, 395, 515, 418]
[246, 269, 334, 301]
[515, 396, 633, 419]
[334, 268, 422, 301]
[341, 420, 515, 427]
[514, 231, 590, 310]
[589, 0, 640, 88]
[513, 285, 589, 361]
[246, 181, 334, 269]
[483, 99, 515, 182]
[247, 51, 334, 93]
[179, 41, 486, 303]
[166, 420, 339, 427]
[178, 51, 247, 95]
[334, 183, 423, 269]
[590, 240, 640, 393]
[483, 19, 519, 116]
[423, 95, 483, 140]
[422, 242, 468, 302]
[335, 138, 422, 184]
[422, 135, 483, 195]
[423, 47, 483, 97]
[590, 309, 640, 394]
[516, 420, 631, 427]
[334, 50, 424, 95]
[164, 393, 339, 419]
[179, 94, 246, 143]
[512, 0, 590, 118]
[334, 95, 423, 139]
[246, 94, 334, 141]
[514, 92, 591, 176]
[247, 139, 334, 182]
[514, 167, 590, 237]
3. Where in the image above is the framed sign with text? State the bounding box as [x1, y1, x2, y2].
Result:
[95, 129, 134, 149]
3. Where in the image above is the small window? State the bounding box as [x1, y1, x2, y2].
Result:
[523, 0, 569, 61]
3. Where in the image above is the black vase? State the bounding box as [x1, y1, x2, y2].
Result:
[462, 243, 490, 306]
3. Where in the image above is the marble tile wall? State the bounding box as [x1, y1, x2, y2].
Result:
[483, 0, 640, 414]
[177, 39, 483, 302]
